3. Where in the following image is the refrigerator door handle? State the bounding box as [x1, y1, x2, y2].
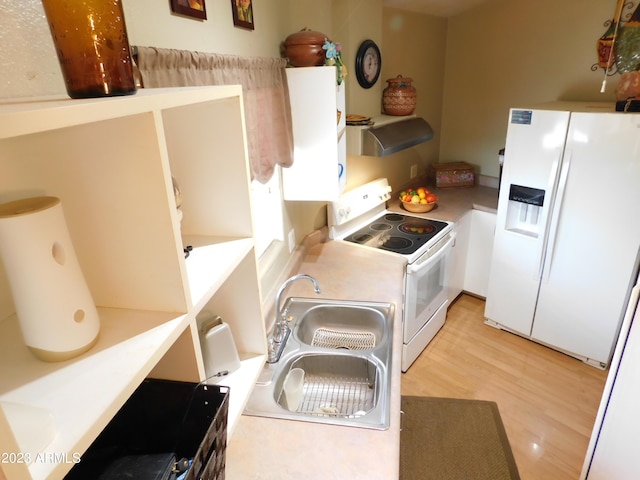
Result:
[542, 151, 572, 282]
[535, 152, 563, 280]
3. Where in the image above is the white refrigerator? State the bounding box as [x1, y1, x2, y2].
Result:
[484, 103, 640, 368]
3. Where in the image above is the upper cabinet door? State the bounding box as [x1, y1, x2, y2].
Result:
[282, 66, 346, 201]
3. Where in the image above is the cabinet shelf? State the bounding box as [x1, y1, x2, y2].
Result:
[183, 236, 255, 311]
[0, 87, 245, 140]
[0, 87, 266, 479]
[207, 353, 266, 437]
[0, 308, 190, 480]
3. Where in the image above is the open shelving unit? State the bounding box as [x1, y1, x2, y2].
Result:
[0, 87, 266, 480]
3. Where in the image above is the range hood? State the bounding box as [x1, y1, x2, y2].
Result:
[358, 116, 434, 157]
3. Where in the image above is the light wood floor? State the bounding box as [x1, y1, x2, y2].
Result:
[401, 294, 609, 480]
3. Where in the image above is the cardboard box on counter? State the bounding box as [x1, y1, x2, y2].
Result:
[429, 162, 475, 188]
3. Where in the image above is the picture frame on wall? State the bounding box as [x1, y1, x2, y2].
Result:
[231, 0, 254, 30]
[170, 0, 207, 20]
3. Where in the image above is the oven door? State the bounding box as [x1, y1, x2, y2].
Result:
[403, 232, 455, 343]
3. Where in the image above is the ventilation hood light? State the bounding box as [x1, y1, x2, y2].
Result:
[361, 117, 434, 157]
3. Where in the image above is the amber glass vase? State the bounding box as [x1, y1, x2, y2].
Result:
[41, 0, 136, 99]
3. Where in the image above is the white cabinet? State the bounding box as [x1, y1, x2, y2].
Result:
[0, 87, 266, 480]
[449, 210, 470, 303]
[583, 285, 640, 479]
[463, 209, 497, 298]
[282, 66, 346, 201]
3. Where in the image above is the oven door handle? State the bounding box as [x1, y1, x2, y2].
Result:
[406, 232, 455, 274]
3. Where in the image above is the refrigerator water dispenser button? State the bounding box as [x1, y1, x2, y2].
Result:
[505, 185, 546, 238]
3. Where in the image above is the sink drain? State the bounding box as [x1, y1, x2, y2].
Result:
[311, 328, 376, 350]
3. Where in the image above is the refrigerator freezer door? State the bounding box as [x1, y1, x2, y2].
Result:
[485, 109, 570, 336]
[531, 112, 640, 366]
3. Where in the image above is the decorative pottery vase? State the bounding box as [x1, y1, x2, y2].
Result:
[382, 75, 417, 116]
[597, 0, 626, 70]
[615, 3, 640, 73]
[41, 0, 136, 99]
[0, 197, 100, 361]
[283, 28, 328, 67]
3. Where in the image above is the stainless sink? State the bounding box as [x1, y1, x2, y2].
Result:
[244, 298, 394, 430]
[293, 301, 390, 349]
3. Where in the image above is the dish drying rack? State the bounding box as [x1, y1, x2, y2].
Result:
[311, 327, 376, 350]
[278, 354, 378, 418]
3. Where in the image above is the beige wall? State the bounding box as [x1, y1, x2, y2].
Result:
[338, 0, 384, 117]
[440, 0, 616, 178]
[346, 8, 447, 192]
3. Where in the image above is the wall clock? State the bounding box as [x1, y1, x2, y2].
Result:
[355, 39, 381, 89]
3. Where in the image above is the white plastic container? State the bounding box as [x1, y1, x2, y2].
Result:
[0, 196, 100, 361]
[198, 311, 241, 379]
[282, 368, 305, 412]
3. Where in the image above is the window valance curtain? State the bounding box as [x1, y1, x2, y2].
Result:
[134, 46, 293, 183]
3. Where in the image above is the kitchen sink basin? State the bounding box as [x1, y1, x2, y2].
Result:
[292, 301, 390, 349]
[274, 353, 379, 417]
[244, 298, 395, 429]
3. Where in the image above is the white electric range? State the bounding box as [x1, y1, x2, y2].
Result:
[328, 178, 454, 371]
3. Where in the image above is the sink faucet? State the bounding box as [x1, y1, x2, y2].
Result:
[267, 274, 321, 363]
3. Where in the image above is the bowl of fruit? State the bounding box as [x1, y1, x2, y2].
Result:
[399, 187, 438, 213]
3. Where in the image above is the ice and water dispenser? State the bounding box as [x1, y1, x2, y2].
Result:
[505, 184, 545, 238]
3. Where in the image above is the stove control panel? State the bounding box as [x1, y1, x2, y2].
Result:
[328, 178, 392, 226]
[337, 206, 352, 220]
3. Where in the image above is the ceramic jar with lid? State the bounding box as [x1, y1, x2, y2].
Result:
[282, 28, 328, 67]
[382, 75, 417, 116]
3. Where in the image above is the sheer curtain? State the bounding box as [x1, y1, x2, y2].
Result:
[135, 46, 293, 184]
